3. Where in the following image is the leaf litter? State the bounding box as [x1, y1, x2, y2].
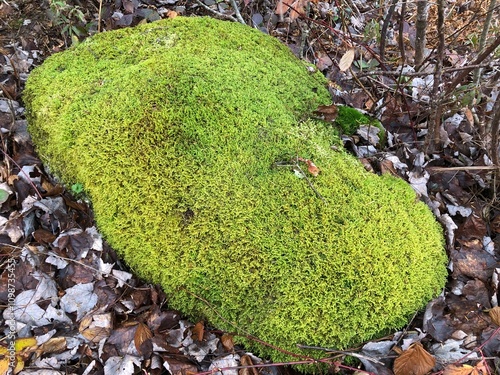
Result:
[1, 0, 500, 374]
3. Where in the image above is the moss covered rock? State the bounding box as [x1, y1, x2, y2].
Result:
[24, 16, 447, 368]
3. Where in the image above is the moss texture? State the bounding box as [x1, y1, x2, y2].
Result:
[336, 105, 384, 136]
[24, 16, 447, 368]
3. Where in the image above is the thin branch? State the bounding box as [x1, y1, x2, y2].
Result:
[445, 34, 500, 97]
[473, 0, 497, 83]
[194, 0, 238, 22]
[229, 0, 245, 24]
[296, 345, 385, 365]
[379, 0, 398, 62]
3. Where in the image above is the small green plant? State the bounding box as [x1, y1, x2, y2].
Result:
[70, 183, 84, 195]
[48, 0, 87, 45]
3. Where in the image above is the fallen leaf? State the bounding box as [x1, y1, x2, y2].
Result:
[488, 306, 500, 326]
[339, 49, 356, 72]
[393, 342, 435, 375]
[314, 104, 339, 121]
[305, 160, 320, 176]
[79, 313, 113, 343]
[464, 108, 474, 126]
[167, 10, 178, 18]
[239, 355, 258, 375]
[104, 355, 141, 375]
[60, 283, 98, 320]
[275, 0, 293, 15]
[37, 337, 67, 356]
[443, 364, 475, 375]
[221, 334, 234, 351]
[192, 321, 205, 342]
[134, 322, 153, 352]
[297, 157, 320, 176]
[15, 337, 37, 353]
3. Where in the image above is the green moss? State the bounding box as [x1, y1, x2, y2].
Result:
[24, 16, 447, 370]
[336, 105, 385, 138]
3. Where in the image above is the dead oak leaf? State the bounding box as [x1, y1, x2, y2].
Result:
[443, 364, 475, 375]
[488, 306, 500, 326]
[134, 322, 153, 353]
[393, 342, 435, 375]
[192, 321, 205, 342]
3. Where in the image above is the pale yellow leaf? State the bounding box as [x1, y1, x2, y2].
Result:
[443, 364, 475, 375]
[339, 49, 356, 72]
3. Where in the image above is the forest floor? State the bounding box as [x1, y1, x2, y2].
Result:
[1, 0, 500, 374]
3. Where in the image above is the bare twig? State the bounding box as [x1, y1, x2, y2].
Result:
[489, 90, 500, 167]
[398, 0, 407, 65]
[193, 0, 238, 22]
[296, 345, 385, 365]
[229, 0, 245, 24]
[473, 0, 497, 83]
[415, 0, 429, 67]
[356, 63, 500, 79]
[445, 34, 500, 97]
[427, 166, 499, 172]
[379, 0, 398, 62]
[425, 0, 445, 152]
[97, 0, 102, 32]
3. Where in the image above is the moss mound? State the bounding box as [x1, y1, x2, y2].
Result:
[24, 16, 447, 368]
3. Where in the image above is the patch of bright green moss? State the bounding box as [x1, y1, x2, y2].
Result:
[24, 16, 447, 370]
[336, 105, 385, 138]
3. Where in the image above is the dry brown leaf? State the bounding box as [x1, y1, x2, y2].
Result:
[192, 321, 205, 342]
[275, 0, 294, 15]
[297, 158, 320, 176]
[167, 10, 178, 18]
[339, 49, 356, 72]
[474, 359, 489, 373]
[221, 334, 234, 351]
[290, 0, 308, 20]
[79, 313, 113, 343]
[464, 107, 474, 126]
[37, 337, 66, 355]
[134, 322, 153, 351]
[239, 354, 258, 375]
[488, 306, 500, 326]
[275, 0, 308, 20]
[314, 104, 338, 122]
[443, 364, 475, 375]
[305, 160, 320, 176]
[393, 342, 436, 375]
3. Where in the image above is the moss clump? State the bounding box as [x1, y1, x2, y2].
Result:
[24, 16, 447, 369]
[336, 105, 385, 137]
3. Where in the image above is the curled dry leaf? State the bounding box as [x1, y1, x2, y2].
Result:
[192, 321, 205, 342]
[339, 49, 356, 72]
[79, 313, 113, 343]
[37, 337, 67, 356]
[239, 354, 259, 375]
[221, 334, 234, 351]
[297, 157, 320, 176]
[314, 104, 339, 121]
[393, 342, 436, 375]
[443, 364, 476, 375]
[488, 306, 500, 326]
[134, 322, 153, 352]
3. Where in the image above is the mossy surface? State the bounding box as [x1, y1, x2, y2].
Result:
[336, 105, 385, 137]
[24, 16, 447, 368]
